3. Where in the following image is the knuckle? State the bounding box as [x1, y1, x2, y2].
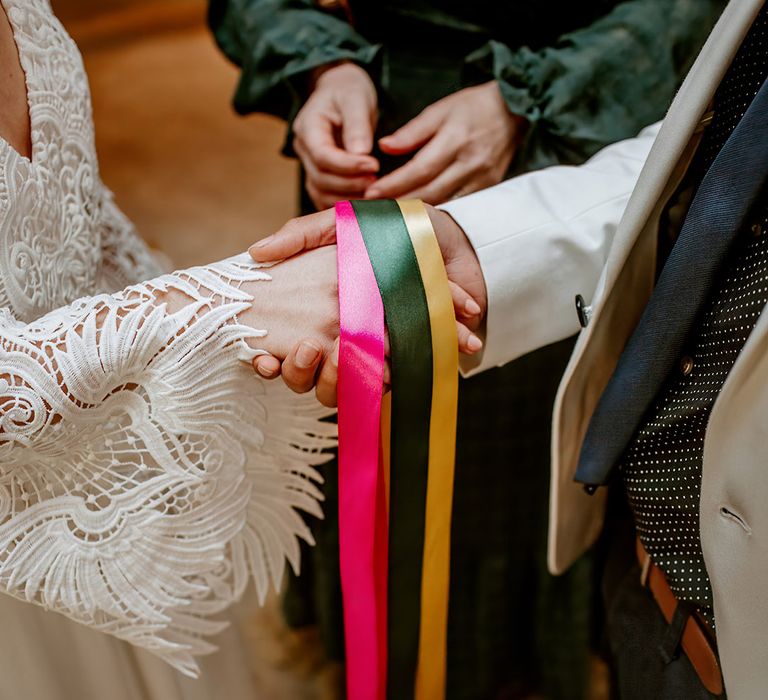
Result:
[412, 162, 431, 180]
[421, 103, 438, 120]
[317, 387, 337, 408]
[419, 188, 438, 205]
[315, 152, 333, 170]
[284, 216, 303, 232]
[312, 172, 333, 188]
[452, 124, 471, 143]
[285, 375, 313, 394]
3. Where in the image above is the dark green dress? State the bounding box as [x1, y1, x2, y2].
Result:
[210, 2, 724, 697]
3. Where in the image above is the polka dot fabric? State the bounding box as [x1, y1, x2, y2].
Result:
[621, 5, 768, 628]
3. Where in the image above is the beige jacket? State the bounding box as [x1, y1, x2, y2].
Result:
[442, 1, 766, 696]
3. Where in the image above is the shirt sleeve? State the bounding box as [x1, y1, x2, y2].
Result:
[439, 122, 660, 377]
[465, 0, 725, 171]
[208, 0, 381, 121]
[0, 205, 335, 676]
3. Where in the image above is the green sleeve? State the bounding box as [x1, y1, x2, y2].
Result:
[208, 0, 381, 121]
[465, 0, 727, 172]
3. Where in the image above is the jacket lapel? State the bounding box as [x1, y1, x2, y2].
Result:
[577, 74, 768, 490]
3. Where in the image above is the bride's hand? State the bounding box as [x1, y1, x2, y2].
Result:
[243, 245, 340, 399]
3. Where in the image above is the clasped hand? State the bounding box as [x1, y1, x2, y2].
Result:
[249, 206, 487, 407]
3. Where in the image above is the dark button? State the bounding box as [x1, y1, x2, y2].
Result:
[575, 294, 591, 328]
[752, 223, 763, 237]
[680, 356, 694, 376]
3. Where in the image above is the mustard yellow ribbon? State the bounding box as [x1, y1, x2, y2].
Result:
[398, 200, 459, 700]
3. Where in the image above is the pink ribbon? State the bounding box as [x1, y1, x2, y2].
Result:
[336, 201, 387, 700]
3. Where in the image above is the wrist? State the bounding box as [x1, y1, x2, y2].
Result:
[312, 61, 371, 92]
[310, 61, 349, 91]
[486, 80, 529, 144]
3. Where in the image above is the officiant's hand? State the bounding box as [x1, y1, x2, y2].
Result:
[293, 63, 380, 210]
[364, 82, 526, 204]
[249, 206, 487, 405]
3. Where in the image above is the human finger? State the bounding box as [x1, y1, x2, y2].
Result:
[449, 280, 483, 331]
[305, 183, 347, 211]
[249, 209, 337, 262]
[311, 170, 377, 194]
[315, 337, 339, 407]
[295, 138, 377, 194]
[338, 91, 376, 155]
[304, 164, 376, 196]
[280, 339, 324, 394]
[365, 129, 459, 199]
[456, 321, 483, 355]
[300, 124, 378, 175]
[378, 104, 445, 156]
[394, 158, 483, 204]
[252, 354, 282, 379]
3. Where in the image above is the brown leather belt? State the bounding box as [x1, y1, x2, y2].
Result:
[635, 538, 724, 696]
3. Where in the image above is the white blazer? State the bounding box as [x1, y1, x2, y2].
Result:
[441, 1, 767, 696]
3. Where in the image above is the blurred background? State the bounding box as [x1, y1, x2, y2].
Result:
[53, 0, 297, 269]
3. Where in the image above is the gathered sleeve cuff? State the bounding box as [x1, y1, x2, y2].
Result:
[465, 0, 725, 170]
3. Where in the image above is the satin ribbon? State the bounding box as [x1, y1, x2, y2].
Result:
[337, 199, 458, 699]
[353, 199, 433, 699]
[398, 200, 458, 700]
[335, 201, 387, 700]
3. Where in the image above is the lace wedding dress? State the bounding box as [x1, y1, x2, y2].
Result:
[0, 1, 335, 696]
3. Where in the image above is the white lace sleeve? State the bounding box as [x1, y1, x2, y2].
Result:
[0, 255, 336, 676]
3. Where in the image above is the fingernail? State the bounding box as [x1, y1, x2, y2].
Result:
[358, 161, 379, 174]
[295, 342, 321, 369]
[467, 335, 483, 353]
[366, 188, 381, 199]
[464, 298, 482, 316]
[253, 235, 275, 249]
[255, 362, 276, 378]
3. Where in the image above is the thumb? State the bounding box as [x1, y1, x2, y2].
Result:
[339, 91, 376, 155]
[379, 106, 443, 155]
[250, 208, 337, 262]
